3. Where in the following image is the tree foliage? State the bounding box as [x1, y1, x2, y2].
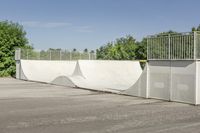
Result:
[192, 25, 200, 31]
[96, 30, 190, 61]
[96, 35, 138, 60]
[84, 48, 88, 53]
[0, 21, 29, 77]
[135, 38, 147, 60]
[1, 20, 199, 76]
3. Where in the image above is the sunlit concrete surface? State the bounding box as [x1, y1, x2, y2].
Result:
[1, 78, 200, 133]
[18, 60, 142, 92]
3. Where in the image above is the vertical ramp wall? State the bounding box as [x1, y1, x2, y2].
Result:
[196, 61, 200, 104]
[148, 60, 197, 104]
[123, 65, 148, 98]
[19, 62, 28, 80]
[170, 61, 196, 104]
[148, 61, 170, 100]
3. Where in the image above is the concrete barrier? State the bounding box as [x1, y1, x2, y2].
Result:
[17, 60, 143, 93]
[148, 60, 197, 104]
[18, 59, 200, 104]
[68, 60, 142, 93]
[123, 65, 148, 98]
[19, 60, 77, 85]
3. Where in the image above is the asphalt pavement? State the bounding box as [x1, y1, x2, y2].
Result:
[0, 78, 200, 133]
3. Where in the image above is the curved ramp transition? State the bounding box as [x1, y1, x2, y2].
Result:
[122, 66, 147, 97]
[20, 60, 77, 83]
[68, 60, 143, 93]
[19, 60, 144, 94]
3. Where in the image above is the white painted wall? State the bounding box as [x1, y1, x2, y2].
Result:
[196, 61, 200, 104]
[148, 61, 171, 100]
[148, 60, 196, 104]
[20, 60, 77, 83]
[123, 65, 148, 98]
[69, 60, 142, 92]
[170, 61, 196, 104]
[17, 59, 200, 105]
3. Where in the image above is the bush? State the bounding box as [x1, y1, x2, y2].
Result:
[0, 21, 30, 77]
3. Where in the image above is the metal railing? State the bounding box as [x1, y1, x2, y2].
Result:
[17, 48, 96, 60]
[196, 32, 200, 59]
[147, 31, 200, 60]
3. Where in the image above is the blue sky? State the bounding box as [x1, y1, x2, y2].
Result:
[0, 0, 200, 51]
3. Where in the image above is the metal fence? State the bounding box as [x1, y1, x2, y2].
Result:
[147, 31, 200, 60]
[196, 32, 200, 59]
[17, 48, 96, 60]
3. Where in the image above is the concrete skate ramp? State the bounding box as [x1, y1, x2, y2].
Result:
[51, 76, 75, 87]
[20, 60, 76, 85]
[19, 60, 143, 93]
[69, 60, 142, 93]
[122, 66, 147, 97]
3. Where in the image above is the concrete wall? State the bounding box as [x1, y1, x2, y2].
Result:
[196, 61, 200, 104]
[17, 60, 142, 93]
[170, 61, 196, 104]
[70, 60, 142, 92]
[148, 60, 196, 104]
[19, 60, 77, 83]
[148, 61, 170, 100]
[123, 65, 148, 98]
[16, 58, 200, 105]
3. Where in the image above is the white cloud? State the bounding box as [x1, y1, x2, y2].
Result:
[21, 21, 71, 28]
[75, 26, 94, 33]
[21, 21, 94, 33]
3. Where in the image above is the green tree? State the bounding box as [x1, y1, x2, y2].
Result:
[116, 35, 137, 60]
[40, 50, 50, 60]
[191, 25, 200, 31]
[0, 21, 30, 77]
[71, 48, 80, 60]
[135, 38, 147, 60]
[96, 43, 113, 59]
[72, 48, 77, 52]
[84, 48, 88, 53]
[96, 35, 138, 60]
[48, 48, 62, 60]
[82, 48, 89, 60]
[192, 27, 196, 32]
